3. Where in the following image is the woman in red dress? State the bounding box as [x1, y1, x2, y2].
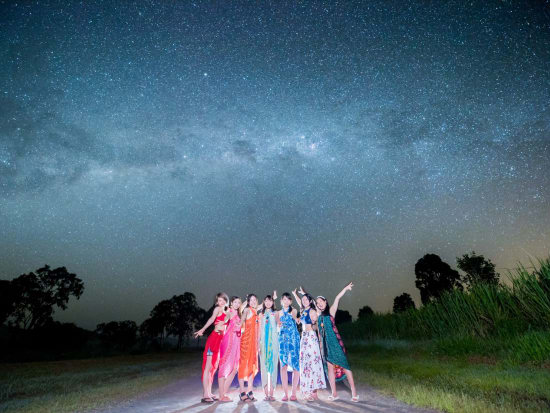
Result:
[194, 292, 229, 403]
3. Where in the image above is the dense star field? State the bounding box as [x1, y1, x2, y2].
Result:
[1, 1, 549, 329]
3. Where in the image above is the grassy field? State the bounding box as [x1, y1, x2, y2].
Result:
[349, 340, 550, 413]
[0, 351, 200, 413]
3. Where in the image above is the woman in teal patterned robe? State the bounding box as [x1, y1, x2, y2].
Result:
[315, 282, 358, 402]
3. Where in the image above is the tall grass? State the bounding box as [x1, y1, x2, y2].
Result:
[340, 257, 550, 345]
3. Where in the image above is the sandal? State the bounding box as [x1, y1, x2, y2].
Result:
[247, 391, 256, 401]
[220, 396, 232, 402]
[210, 395, 219, 401]
[290, 395, 298, 401]
[328, 394, 340, 401]
[305, 394, 315, 402]
[282, 395, 288, 402]
[239, 392, 249, 402]
[352, 395, 359, 402]
[200, 397, 214, 404]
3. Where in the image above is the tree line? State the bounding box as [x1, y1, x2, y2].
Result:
[0, 250, 498, 360]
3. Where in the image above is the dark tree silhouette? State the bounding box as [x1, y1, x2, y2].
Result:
[168, 292, 203, 349]
[141, 299, 173, 347]
[415, 254, 462, 304]
[141, 293, 204, 349]
[393, 292, 416, 313]
[358, 305, 374, 319]
[0, 280, 16, 325]
[9, 265, 84, 330]
[456, 251, 499, 287]
[335, 309, 352, 324]
[96, 320, 138, 350]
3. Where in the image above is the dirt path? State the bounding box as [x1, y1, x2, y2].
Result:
[94, 373, 440, 413]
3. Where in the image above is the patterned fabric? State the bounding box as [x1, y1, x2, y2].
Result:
[218, 309, 241, 379]
[278, 307, 300, 372]
[259, 309, 279, 388]
[299, 330, 326, 395]
[318, 314, 350, 382]
[201, 312, 227, 381]
[301, 308, 313, 324]
[238, 307, 259, 380]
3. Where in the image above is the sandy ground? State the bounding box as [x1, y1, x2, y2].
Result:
[94, 373, 441, 413]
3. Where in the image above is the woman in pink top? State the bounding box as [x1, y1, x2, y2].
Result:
[217, 296, 242, 402]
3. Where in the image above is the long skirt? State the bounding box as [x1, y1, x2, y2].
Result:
[299, 330, 326, 394]
[218, 329, 240, 379]
[202, 330, 223, 381]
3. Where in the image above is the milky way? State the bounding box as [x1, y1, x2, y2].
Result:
[1, 0, 549, 329]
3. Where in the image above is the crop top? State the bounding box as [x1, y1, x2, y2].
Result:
[301, 308, 312, 325]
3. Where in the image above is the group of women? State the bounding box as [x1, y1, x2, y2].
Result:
[193, 282, 358, 404]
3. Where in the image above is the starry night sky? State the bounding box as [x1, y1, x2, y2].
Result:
[1, 0, 549, 329]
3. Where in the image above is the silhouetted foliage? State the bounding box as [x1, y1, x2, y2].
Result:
[168, 292, 203, 349]
[335, 309, 352, 324]
[457, 251, 499, 287]
[415, 254, 462, 304]
[141, 299, 172, 347]
[141, 292, 204, 349]
[358, 305, 374, 319]
[393, 292, 416, 313]
[0, 280, 16, 325]
[8, 265, 84, 330]
[96, 320, 138, 350]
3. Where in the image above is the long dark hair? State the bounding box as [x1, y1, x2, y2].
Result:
[245, 293, 258, 309]
[301, 293, 316, 314]
[261, 295, 277, 314]
[316, 295, 331, 316]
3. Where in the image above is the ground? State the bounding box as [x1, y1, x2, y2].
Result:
[93, 373, 440, 413]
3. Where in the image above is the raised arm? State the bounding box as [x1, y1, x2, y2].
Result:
[310, 307, 319, 330]
[193, 306, 220, 338]
[330, 282, 353, 318]
[292, 288, 302, 309]
[240, 307, 250, 325]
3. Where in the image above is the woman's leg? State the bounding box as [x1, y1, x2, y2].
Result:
[202, 356, 212, 399]
[247, 374, 254, 393]
[343, 368, 357, 397]
[208, 359, 219, 398]
[291, 370, 299, 398]
[280, 364, 289, 398]
[327, 362, 337, 396]
[218, 376, 225, 399]
[225, 366, 238, 395]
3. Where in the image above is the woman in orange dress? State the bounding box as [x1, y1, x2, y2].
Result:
[193, 292, 229, 404]
[238, 293, 259, 401]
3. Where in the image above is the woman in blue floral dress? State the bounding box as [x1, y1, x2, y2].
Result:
[277, 292, 300, 401]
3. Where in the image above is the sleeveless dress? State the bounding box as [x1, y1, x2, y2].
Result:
[238, 307, 259, 380]
[259, 309, 279, 388]
[201, 311, 227, 381]
[278, 307, 300, 372]
[318, 313, 350, 382]
[218, 309, 241, 379]
[299, 308, 326, 395]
